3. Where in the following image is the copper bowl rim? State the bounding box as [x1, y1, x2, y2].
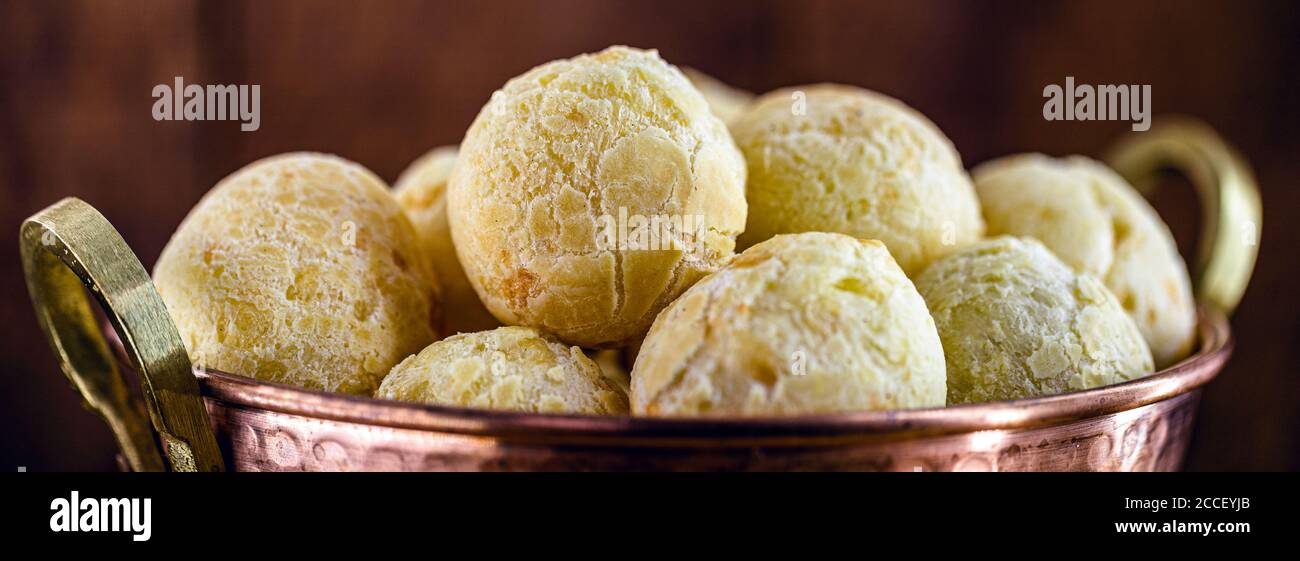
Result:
[194, 306, 1231, 443]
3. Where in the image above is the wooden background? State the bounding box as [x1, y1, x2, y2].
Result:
[2, 0, 1297, 471]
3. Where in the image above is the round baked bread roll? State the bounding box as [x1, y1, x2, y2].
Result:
[449, 46, 747, 348]
[376, 327, 628, 414]
[731, 84, 983, 275]
[631, 232, 947, 416]
[394, 146, 499, 334]
[972, 154, 1196, 368]
[915, 236, 1153, 404]
[682, 67, 754, 128]
[154, 153, 439, 395]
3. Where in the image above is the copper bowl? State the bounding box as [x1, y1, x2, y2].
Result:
[195, 308, 1229, 471]
[20, 119, 1260, 472]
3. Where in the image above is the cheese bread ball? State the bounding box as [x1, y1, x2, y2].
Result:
[394, 146, 499, 334]
[376, 327, 628, 415]
[449, 46, 747, 348]
[972, 154, 1196, 368]
[915, 236, 1153, 404]
[731, 84, 983, 275]
[682, 67, 754, 128]
[154, 153, 439, 395]
[632, 232, 946, 416]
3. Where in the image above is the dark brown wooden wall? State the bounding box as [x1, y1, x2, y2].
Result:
[2, 0, 1297, 471]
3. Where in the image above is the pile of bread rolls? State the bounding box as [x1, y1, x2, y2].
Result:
[152, 46, 1195, 417]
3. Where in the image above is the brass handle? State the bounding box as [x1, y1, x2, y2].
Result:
[1106, 118, 1261, 315]
[20, 198, 224, 472]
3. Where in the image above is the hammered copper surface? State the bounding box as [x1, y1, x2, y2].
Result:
[207, 391, 1199, 472]
[196, 308, 1230, 472]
